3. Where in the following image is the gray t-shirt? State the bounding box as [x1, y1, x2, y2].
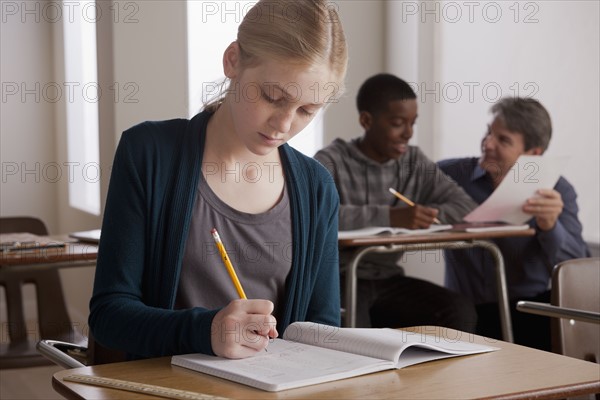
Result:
[175, 174, 292, 321]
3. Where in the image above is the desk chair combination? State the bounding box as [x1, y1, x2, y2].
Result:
[517, 257, 600, 364]
[0, 216, 83, 369]
[38, 332, 125, 369]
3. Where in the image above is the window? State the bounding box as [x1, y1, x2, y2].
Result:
[63, 0, 100, 215]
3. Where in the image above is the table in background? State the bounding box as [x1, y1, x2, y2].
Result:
[339, 229, 535, 342]
[0, 236, 98, 366]
[52, 326, 600, 400]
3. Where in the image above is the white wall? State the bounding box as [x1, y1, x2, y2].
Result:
[435, 1, 599, 244]
[1, 8, 59, 232]
[323, 1, 386, 145]
[112, 1, 188, 138]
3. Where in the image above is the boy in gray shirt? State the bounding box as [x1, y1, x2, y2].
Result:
[315, 73, 477, 329]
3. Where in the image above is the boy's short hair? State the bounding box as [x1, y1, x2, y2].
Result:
[356, 73, 417, 114]
[491, 97, 552, 151]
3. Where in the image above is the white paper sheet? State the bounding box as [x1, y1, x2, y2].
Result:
[464, 155, 566, 225]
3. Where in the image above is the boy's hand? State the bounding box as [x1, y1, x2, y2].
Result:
[390, 205, 439, 229]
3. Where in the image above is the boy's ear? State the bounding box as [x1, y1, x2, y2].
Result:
[359, 111, 372, 130]
[223, 42, 241, 79]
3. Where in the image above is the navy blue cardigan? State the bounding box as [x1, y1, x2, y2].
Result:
[89, 111, 340, 358]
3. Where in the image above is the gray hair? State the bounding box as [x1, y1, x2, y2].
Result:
[491, 97, 552, 151]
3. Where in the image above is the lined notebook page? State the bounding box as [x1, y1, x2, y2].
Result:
[172, 339, 392, 392]
[284, 322, 497, 365]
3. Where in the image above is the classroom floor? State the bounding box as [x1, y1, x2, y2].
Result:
[0, 278, 91, 400]
[1, 365, 63, 400]
[0, 305, 66, 399]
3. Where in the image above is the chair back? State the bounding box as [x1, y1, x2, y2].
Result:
[552, 257, 600, 363]
[0, 216, 49, 235]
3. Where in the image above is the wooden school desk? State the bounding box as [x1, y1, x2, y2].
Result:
[52, 326, 600, 400]
[339, 228, 536, 342]
[0, 235, 98, 364]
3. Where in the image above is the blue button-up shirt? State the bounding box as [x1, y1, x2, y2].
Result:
[438, 157, 590, 304]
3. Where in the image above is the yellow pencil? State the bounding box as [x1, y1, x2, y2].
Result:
[211, 228, 247, 299]
[388, 188, 442, 225]
[211, 228, 270, 352]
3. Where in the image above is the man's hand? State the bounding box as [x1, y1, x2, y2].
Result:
[390, 205, 439, 229]
[211, 299, 278, 359]
[523, 188, 563, 231]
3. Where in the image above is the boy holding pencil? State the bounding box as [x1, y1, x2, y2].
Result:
[314, 73, 478, 330]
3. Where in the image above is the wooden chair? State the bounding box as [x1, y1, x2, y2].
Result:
[0, 217, 48, 236]
[0, 216, 84, 369]
[517, 257, 600, 364]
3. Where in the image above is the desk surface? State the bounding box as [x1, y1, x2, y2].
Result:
[53, 327, 600, 400]
[338, 228, 535, 248]
[0, 235, 97, 267]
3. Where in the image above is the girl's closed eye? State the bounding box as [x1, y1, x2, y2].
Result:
[261, 90, 286, 106]
[299, 107, 315, 117]
[261, 90, 276, 104]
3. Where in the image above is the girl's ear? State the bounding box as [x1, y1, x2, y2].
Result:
[359, 111, 372, 130]
[223, 42, 241, 79]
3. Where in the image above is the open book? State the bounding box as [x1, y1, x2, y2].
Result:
[338, 224, 452, 240]
[171, 322, 498, 392]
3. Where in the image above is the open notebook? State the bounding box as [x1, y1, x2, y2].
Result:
[338, 224, 452, 240]
[172, 322, 498, 392]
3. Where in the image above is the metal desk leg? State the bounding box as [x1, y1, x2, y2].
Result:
[343, 240, 514, 342]
[472, 240, 514, 343]
[345, 246, 383, 328]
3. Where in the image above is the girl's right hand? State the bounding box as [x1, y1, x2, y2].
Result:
[211, 299, 278, 358]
